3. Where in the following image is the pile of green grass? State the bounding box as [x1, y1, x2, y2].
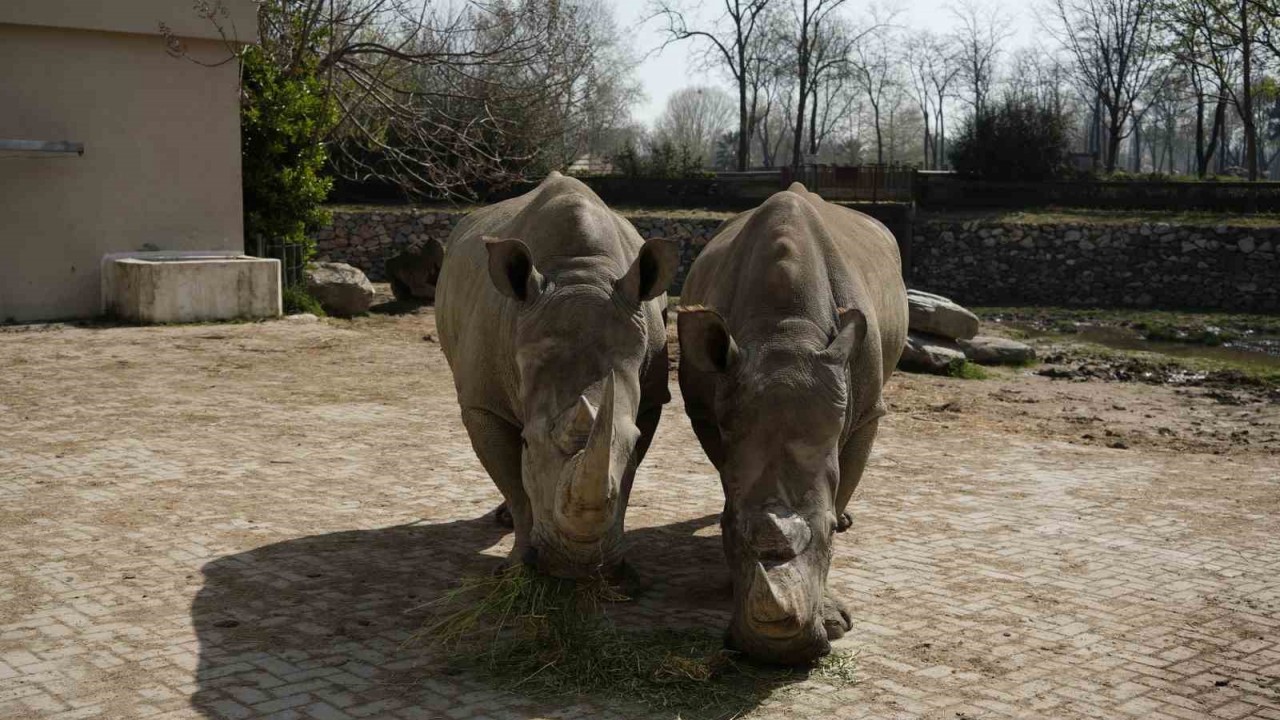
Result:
[415, 566, 859, 719]
[947, 359, 990, 379]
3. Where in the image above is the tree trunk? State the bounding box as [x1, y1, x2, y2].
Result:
[737, 46, 749, 171]
[921, 109, 931, 170]
[1105, 104, 1123, 173]
[873, 106, 884, 164]
[791, 0, 810, 168]
[808, 78, 820, 156]
[1131, 114, 1141, 173]
[936, 103, 946, 169]
[1200, 96, 1226, 177]
[1241, 0, 1259, 181]
[1195, 94, 1207, 178]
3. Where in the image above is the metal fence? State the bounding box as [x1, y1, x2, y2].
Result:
[782, 164, 916, 202]
[914, 174, 1280, 212]
[248, 236, 307, 287]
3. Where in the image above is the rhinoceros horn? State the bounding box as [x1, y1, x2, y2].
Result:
[754, 507, 812, 560]
[559, 394, 597, 449]
[559, 372, 619, 533]
[748, 561, 797, 625]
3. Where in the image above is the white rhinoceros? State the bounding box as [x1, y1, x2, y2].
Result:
[678, 183, 908, 664]
[436, 173, 678, 578]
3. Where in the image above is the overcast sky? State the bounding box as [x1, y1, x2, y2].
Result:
[612, 0, 1042, 125]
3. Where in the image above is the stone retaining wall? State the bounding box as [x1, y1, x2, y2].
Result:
[312, 208, 1280, 311]
[910, 219, 1279, 312]
[313, 208, 724, 294]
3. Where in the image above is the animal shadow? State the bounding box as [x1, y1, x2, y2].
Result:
[190, 512, 790, 719]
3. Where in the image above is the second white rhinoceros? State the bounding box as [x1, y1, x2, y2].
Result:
[436, 173, 678, 578]
[678, 183, 908, 664]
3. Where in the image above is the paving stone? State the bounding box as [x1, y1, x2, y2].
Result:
[0, 316, 1276, 719]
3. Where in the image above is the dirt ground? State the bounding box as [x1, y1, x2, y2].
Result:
[1, 302, 1278, 719]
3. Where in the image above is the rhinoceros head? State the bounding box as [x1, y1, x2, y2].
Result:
[486, 235, 677, 577]
[679, 307, 866, 663]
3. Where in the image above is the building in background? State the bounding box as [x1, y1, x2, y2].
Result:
[0, 1, 258, 322]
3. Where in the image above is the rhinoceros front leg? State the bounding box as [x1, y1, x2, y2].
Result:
[460, 408, 533, 564]
[824, 415, 882, 639]
[834, 414, 881, 531]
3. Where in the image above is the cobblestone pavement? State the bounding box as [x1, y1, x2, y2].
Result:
[1, 314, 1277, 720]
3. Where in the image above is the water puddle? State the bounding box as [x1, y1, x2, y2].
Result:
[999, 322, 1280, 371]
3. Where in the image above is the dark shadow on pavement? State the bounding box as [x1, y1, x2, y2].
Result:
[368, 297, 429, 316]
[190, 511, 792, 719]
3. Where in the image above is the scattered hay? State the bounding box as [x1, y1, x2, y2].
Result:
[412, 566, 860, 719]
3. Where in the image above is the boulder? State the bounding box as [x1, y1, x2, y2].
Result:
[305, 262, 374, 317]
[898, 331, 966, 374]
[907, 289, 980, 341]
[385, 239, 444, 302]
[958, 335, 1037, 366]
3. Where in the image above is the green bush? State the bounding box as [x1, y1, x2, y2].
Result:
[240, 44, 335, 275]
[950, 98, 1071, 182]
[281, 285, 325, 316]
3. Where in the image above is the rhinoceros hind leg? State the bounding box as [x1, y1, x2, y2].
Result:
[822, 591, 853, 640]
[491, 501, 514, 528]
[461, 408, 532, 561]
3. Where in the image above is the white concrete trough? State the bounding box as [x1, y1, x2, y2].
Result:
[102, 251, 281, 323]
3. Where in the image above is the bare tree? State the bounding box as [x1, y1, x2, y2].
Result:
[950, 0, 1012, 118]
[755, 66, 797, 166]
[850, 17, 904, 164]
[786, 0, 854, 166]
[1047, 0, 1163, 172]
[1006, 47, 1075, 115]
[1160, 0, 1269, 179]
[651, 0, 775, 170]
[905, 31, 960, 168]
[804, 16, 866, 157]
[170, 0, 640, 197]
[653, 86, 739, 164]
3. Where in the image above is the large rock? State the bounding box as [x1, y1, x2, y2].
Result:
[305, 262, 374, 317]
[898, 331, 966, 374]
[385, 239, 444, 302]
[907, 289, 980, 341]
[959, 335, 1037, 366]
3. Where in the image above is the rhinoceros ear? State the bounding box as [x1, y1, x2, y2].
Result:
[619, 237, 679, 302]
[678, 307, 739, 374]
[484, 237, 544, 302]
[821, 308, 866, 365]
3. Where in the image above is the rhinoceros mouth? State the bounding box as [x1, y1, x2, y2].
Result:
[556, 527, 615, 544]
[746, 615, 805, 639]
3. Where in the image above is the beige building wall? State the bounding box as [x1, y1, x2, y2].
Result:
[0, 2, 256, 322]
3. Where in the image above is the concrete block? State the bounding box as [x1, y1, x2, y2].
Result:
[101, 251, 280, 323]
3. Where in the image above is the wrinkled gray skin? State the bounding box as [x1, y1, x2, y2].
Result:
[436, 173, 677, 578]
[678, 183, 907, 664]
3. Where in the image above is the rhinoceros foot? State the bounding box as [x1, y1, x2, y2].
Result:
[836, 511, 853, 533]
[822, 591, 853, 640]
[491, 501, 514, 528]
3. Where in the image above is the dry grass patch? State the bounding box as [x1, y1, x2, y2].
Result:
[414, 566, 859, 719]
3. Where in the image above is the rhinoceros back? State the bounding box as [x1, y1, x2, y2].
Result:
[682, 185, 907, 384]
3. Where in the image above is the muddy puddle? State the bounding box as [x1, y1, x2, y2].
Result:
[1000, 322, 1280, 370]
